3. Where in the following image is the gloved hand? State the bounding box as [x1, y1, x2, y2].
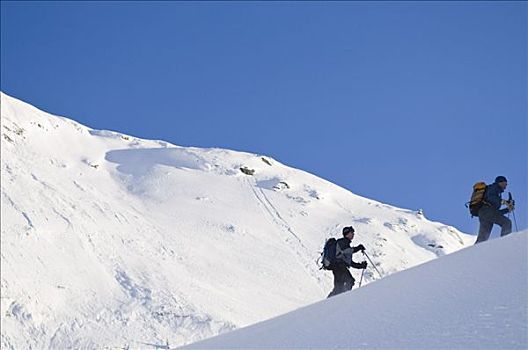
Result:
[360, 261, 367, 269]
[506, 201, 515, 212]
[356, 244, 366, 252]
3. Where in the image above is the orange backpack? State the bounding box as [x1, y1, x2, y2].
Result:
[466, 182, 487, 217]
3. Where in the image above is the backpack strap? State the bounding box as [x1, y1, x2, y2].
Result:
[335, 242, 344, 260]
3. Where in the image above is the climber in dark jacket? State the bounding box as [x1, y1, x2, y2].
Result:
[475, 176, 514, 244]
[327, 226, 367, 298]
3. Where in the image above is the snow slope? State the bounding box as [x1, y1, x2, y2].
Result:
[186, 232, 528, 350]
[1, 92, 474, 348]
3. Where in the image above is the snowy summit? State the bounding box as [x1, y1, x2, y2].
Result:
[1, 92, 478, 348]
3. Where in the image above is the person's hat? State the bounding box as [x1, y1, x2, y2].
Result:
[342, 226, 355, 236]
[495, 176, 508, 184]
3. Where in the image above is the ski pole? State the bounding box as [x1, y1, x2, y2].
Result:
[358, 268, 365, 288]
[508, 192, 519, 232]
[362, 251, 383, 279]
[507, 211, 519, 233]
[512, 210, 519, 232]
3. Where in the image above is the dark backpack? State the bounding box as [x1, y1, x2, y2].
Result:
[466, 182, 487, 217]
[320, 238, 338, 270]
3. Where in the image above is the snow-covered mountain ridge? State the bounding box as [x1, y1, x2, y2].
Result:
[187, 231, 528, 350]
[0, 92, 474, 348]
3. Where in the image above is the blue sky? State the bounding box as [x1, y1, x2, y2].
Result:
[1, 1, 526, 235]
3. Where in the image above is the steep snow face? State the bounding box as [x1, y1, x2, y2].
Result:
[186, 232, 528, 350]
[0, 92, 474, 349]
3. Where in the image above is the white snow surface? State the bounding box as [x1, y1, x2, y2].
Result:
[1, 92, 475, 349]
[186, 231, 528, 350]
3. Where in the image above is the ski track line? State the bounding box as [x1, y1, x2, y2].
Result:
[246, 179, 327, 291]
[258, 187, 302, 242]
